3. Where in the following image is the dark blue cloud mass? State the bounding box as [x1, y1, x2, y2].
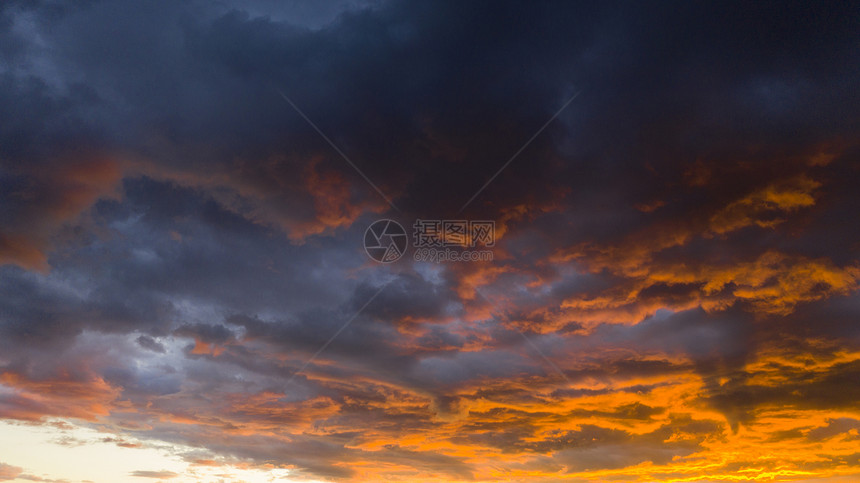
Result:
[1, 1, 859, 481]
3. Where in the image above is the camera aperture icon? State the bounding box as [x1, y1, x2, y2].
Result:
[364, 219, 408, 263]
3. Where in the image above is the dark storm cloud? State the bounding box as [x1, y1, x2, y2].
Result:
[135, 335, 166, 353]
[350, 272, 460, 324]
[1, 0, 859, 481]
[702, 358, 860, 427]
[0, 265, 172, 347]
[1, 0, 858, 272]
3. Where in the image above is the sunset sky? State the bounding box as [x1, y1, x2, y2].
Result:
[1, 1, 860, 482]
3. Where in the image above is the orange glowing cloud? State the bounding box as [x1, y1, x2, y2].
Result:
[123, 153, 387, 244]
[0, 372, 121, 422]
[709, 175, 821, 234]
[0, 155, 122, 272]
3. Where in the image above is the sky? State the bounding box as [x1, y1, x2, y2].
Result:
[1, 1, 859, 482]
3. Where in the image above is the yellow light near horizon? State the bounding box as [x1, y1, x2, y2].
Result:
[0, 419, 305, 483]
